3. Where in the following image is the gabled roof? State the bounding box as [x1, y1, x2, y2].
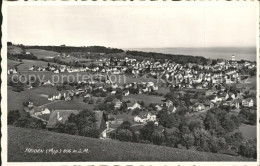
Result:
[46, 110, 80, 128]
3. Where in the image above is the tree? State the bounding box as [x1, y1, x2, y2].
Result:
[238, 139, 257, 159]
[116, 129, 133, 142]
[64, 123, 78, 135]
[221, 118, 236, 132]
[81, 126, 100, 138]
[193, 129, 211, 152]
[181, 133, 195, 149]
[204, 112, 219, 130]
[225, 132, 244, 148]
[209, 136, 226, 153]
[189, 120, 202, 132]
[230, 115, 241, 128]
[151, 131, 165, 145]
[13, 117, 31, 128]
[139, 122, 155, 142]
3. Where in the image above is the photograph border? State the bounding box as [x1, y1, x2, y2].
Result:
[1, 1, 259, 166]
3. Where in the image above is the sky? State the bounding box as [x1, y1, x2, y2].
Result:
[7, 3, 258, 48]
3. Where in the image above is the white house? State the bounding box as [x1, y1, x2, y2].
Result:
[127, 102, 141, 110]
[242, 98, 254, 107]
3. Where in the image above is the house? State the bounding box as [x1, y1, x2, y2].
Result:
[34, 105, 51, 115]
[230, 100, 240, 109]
[210, 95, 222, 103]
[111, 91, 116, 95]
[193, 103, 205, 112]
[124, 90, 130, 96]
[168, 106, 177, 113]
[134, 113, 156, 123]
[164, 100, 173, 108]
[204, 100, 214, 109]
[155, 104, 163, 111]
[7, 68, 17, 74]
[113, 99, 122, 109]
[46, 110, 107, 138]
[127, 102, 141, 110]
[242, 98, 254, 107]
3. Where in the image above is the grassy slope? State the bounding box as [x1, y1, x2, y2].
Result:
[123, 94, 165, 105]
[8, 87, 59, 111]
[8, 45, 23, 54]
[26, 49, 58, 59]
[8, 126, 253, 162]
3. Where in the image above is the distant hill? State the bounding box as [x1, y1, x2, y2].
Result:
[24, 45, 124, 54]
[8, 126, 253, 162]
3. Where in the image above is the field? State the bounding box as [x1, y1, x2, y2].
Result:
[8, 59, 60, 71]
[26, 49, 59, 59]
[233, 124, 257, 139]
[8, 126, 253, 162]
[237, 76, 257, 89]
[123, 94, 165, 105]
[8, 45, 23, 54]
[7, 60, 22, 69]
[8, 86, 59, 111]
[46, 99, 95, 110]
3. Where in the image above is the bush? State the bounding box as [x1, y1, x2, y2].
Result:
[88, 98, 94, 104]
[8, 110, 20, 125]
[13, 117, 31, 128]
[151, 131, 165, 146]
[181, 133, 195, 149]
[116, 129, 133, 142]
[238, 139, 257, 159]
[81, 127, 100, 138]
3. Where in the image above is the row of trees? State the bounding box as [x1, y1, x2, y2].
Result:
[8, 110, 45, 129]
[25, 45, 124, 54]
[126, 51, 208, 65]
[7, 53, 38, 61]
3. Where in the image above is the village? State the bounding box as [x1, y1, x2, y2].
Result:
[8, 48, 257, 137]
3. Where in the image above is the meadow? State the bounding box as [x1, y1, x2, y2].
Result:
[26, 49, 58, 59]
[8, 45, 23, 54]
[123, 94, 165, 105]
[8, 126, 253, 162]
[8, 59, 60, 71]
[8, 86, 59, 111]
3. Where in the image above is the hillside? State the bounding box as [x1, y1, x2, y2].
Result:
[8, 126, 253, 162]
[7, 45, 23, 54]
[26, 49, 59, 59]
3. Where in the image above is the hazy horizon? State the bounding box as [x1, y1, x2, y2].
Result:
[126, 47, 256, 61]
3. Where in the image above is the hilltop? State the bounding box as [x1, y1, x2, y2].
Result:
[8, 126, 253, 162]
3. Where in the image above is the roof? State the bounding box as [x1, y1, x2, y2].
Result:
[193, 103, 205, 107]
[34, 105, 50, 113]
[204, 100, 213, 106]
[94, 111, 107, 129]
[243, 98, 253, 102]
[46, 110, 80, 128]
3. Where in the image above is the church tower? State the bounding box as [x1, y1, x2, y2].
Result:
[232, 55, 235, 61]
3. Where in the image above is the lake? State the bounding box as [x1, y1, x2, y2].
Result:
[126, 47, 257, 61]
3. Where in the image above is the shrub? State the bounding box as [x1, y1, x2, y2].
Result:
[8, 110, 20, 125]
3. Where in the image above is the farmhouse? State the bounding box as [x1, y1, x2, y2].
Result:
[242, 98, 254, 107]
[192, 103, 205, 112]
[127, 102, 141, 110]
[33, 106, 51, 116]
